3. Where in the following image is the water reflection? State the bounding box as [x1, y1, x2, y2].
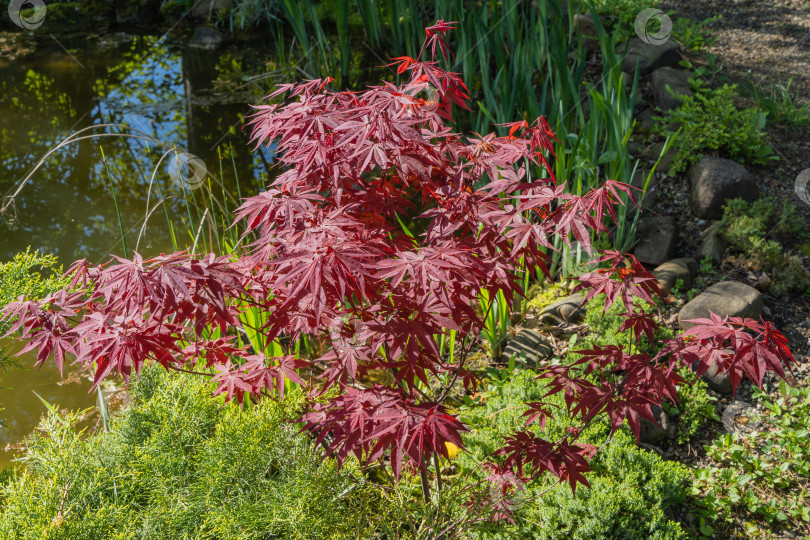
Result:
[0, 30, 282, 464]
[0, 32, 276, 265]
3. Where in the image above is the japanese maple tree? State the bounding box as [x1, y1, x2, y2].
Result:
[2, 20, 795, 526]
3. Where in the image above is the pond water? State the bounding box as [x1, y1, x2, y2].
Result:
[0, 29, 286, 463]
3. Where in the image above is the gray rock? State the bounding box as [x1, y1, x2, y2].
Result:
[704, 363, 733, 394]
[539, 293, 586, 324]
[722, 400, 761, 432]
[628, 140, 644, 156]
[651, 67, 693, 111]
[689, 157, 759, 219]
[696, 222, 726, 266]
[636, 109, 657, 134]
[189, 26, 223, 49]
[191, 0, 231, 18]
[634, 216, 677, 266]
[678, 281, 763, 331]
[653, 258, 697, 295]
[501, 329, 553, 365]
[619, 38, 682, 75]
[636, 109, 657, 133]
[639, 405, 674, 445]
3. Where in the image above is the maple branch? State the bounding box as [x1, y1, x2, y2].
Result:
[419, 466, 431, 504]
[434, 318, 480, 404]
[165, 364, 210, 377]
[433, 452, 444, 498]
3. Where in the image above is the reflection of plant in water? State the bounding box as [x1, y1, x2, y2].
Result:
[3, 123, 243, 261]
[0, 70, 77, 159]
[92, 36, 183, 121]
[20, 70, 77, 120]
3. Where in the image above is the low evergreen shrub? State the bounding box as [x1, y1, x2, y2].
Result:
[0, 367, 380, 540]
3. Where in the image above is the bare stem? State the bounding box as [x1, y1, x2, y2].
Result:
[419, 465, 431, 504]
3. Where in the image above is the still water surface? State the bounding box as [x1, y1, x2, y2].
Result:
[0, 30, 283, 463]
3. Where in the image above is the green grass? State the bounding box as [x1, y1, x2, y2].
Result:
[743, 77, 810, 129]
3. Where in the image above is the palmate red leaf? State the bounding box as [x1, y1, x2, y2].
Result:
[494, 431, 595, 494]
[298, 385, 466, 479]
[387, 56, 417, 74]
[573, 253, 661, 314]
[619, 312, 658, 344]
[522, 401, 557, 429]
[15, 318, 76, 375]
[210, 361, 253, 405]
[240, 353, 308, 399]
[682, 310, 795, 393]
[582, 179, 639, 227]
[181, 337, 245, 368]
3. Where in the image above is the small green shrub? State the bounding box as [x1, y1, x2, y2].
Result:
[655, 84, 775, 174]
[720, 198, 801, 251]
[591, 0, 661, 42]
[770, 255, 810, 297]
[0, 367, 380, 539]
[579, 294, 673, 355]
[592, 0, 717, 52]
[530, 430, 689, 540]
[718, 198, 810, 296]
[453, 369, 690, 540]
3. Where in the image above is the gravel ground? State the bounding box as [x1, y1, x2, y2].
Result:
[660, 0, 810, 95]
[619, 3, 810, 537]
[644, 0, 810, 366]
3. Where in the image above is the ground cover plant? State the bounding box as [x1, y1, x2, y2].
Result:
[0, 22, 798, 536]
[591, 0, 719, 51]
[690, 382, 810, 538]
[742, 77, 810, 129]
